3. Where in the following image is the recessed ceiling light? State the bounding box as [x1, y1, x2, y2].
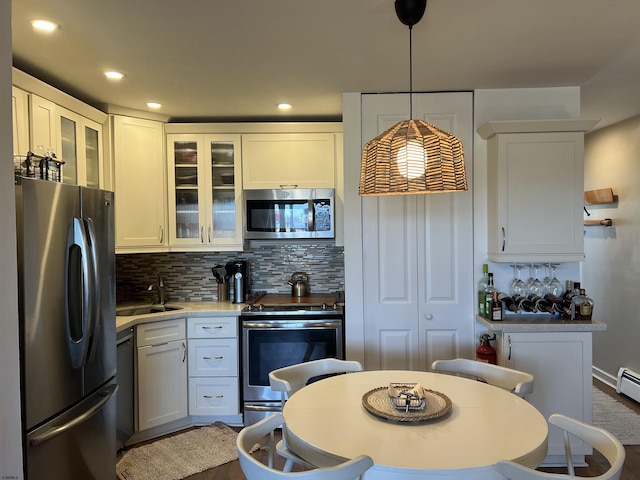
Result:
[277, 103, 292, 110]
[146, 102, 162, 109]
[31, 19, 59, 32]
[104, 71, 125, 80]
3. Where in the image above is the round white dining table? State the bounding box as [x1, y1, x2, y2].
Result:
[282, 370, 548, 480]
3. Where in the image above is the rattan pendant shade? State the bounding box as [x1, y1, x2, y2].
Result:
[358, 0, 468, 196]
[359, 119, 467, 195]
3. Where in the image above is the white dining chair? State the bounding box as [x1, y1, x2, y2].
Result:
[237, 413, 374, 480]
[494, 413, 625, 480]
[431, 358, 534, 397]
[268, 358, 363, 471]
[269, 358, 364, 404]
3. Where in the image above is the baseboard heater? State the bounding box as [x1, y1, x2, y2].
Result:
[616, 367, 640, 403]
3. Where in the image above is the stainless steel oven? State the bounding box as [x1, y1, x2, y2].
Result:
[241, 304, 344, 425]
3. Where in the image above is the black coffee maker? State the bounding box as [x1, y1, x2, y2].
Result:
[230, 260, 249, 303]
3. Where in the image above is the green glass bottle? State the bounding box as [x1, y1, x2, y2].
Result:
[478, 264, 489, 317]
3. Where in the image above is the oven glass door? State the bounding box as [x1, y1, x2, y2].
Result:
[242, 318, 343, 402]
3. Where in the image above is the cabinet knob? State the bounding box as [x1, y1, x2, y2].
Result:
[425, 313, 433, 320]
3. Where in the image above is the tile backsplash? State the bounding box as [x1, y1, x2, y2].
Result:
[116, 243, 344, 304]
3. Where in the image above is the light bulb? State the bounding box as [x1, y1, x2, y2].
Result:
[396, 140, 426, 179]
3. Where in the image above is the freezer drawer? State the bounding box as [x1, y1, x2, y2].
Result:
[25, 379, 117, 480]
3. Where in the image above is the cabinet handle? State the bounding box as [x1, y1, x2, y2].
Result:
[200, 226, 204, 243]
[280, 184, 298, 189]
[204, 395, 224, 399]
[182, 342, 186, 363]
[159, 225, 164, 244]
[203, 356, 224, 360]
[202, 326, 223, 330]
[508, 335, 512, 361]
[501, 227, 506, 252]
[208, 225, 212, 243]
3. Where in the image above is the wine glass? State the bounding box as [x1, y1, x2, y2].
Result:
[547, 264, 565, 297]
[526, 264, 545, 297]
[509, 264, 526, 297]
[542, 263, 553, 294]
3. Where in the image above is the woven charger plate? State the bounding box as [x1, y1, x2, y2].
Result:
[362, 386, 452, 422]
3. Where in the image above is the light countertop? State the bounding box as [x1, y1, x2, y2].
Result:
[116, 301, 244, 332]
[476, 314, 607, 333]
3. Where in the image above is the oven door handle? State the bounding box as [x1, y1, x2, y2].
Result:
[242, 320, 342, 329]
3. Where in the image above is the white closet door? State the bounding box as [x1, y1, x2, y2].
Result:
[361, 93, 474, 371]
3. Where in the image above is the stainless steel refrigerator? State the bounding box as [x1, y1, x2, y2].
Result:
[16, 177, 117, 480]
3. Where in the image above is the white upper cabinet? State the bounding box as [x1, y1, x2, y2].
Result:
[167, 134, 243, 251]
[242, 133, 335, 189]
[57, 106, 103, 188]
[478, 119, 599, 263]
[113, 116, 167, 252]
[12, 86, 30, 157]
[29, 94, 58, 157]
[28, 94, 104, 187]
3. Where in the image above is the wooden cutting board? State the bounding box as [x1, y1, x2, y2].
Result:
[252, 293, 340, 306]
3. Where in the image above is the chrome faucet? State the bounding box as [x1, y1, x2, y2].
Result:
[148, 273, 166, 305]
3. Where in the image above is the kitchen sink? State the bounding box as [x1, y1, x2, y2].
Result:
[116, 305, 183, 316]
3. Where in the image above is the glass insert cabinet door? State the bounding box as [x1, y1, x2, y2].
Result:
[167, 134, 242, 247]
[172, 139, 201, 240]
[210, 140, 237, 239]
[58, 108, 103, 187]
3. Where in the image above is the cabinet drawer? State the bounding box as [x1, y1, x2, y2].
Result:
[188, 378, 239, 416]
[136, 319, 185, 347]
[188, 339, 238, 376]
[187, 317, 238, 339]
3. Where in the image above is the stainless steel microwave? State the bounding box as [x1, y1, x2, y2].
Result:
[244, 189, 334, 239]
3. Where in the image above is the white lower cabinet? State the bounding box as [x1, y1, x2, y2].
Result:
[187, 317, 240, 418]
[497, 330, 593, 466]
[136, 319, 187, 431]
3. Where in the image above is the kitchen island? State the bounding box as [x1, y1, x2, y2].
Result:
[476, 315, 606, 467]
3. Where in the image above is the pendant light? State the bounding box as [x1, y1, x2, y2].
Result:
[359, 0, 468, 196]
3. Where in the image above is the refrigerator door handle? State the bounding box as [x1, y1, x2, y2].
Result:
[29, 383, 117, 447]
[83, 217, 101, 362]
[66, 217, 94, 369]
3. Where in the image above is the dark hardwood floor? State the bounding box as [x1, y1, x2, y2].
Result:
[164, 378, 640, 480]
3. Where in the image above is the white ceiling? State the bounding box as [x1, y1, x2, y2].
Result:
[12, 0, 640, 129]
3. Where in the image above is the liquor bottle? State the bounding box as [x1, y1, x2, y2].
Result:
[497, 292, 519, 313]
[559, 281, 580, 315]
[528, 294, 555, 314]
[490, 291, 503, 321]
[483, 273, 497, 319]
[571, 289, 594, 321]
[478, 264, 489, 318]
[513, 294, 537, 313]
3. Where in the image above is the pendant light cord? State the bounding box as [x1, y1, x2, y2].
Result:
[409, 25, 413, 120]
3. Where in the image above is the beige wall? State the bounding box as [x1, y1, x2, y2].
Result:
[583, 114, 640, 382]
[1, 0, 25, 477]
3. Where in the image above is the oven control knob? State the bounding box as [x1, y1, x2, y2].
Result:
[258, 304, 264, 311]
[332, 303, 338, 310]
[247, 304, 253, 311]
[321, 303, 327, 310]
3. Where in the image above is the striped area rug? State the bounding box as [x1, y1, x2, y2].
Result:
[592, 386, 640, 445]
